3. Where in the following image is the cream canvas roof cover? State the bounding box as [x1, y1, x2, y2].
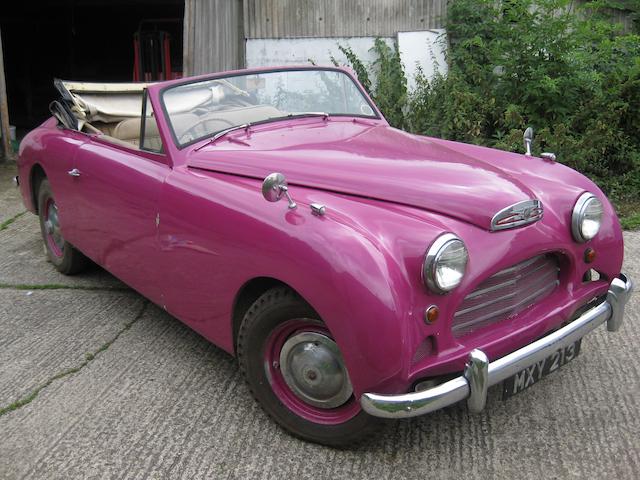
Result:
[58, 80, 155, 123]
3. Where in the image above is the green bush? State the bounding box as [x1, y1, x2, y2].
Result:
[339, 0, 640, 226]
[337, 40, 407, 129]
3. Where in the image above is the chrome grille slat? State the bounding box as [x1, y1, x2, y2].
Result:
[487, 255, 543, 278]
[465, 259, 553, 300]
[454, 280, 559, 332]
[453, 254, 560, 337]
[455, 267, 559, 317]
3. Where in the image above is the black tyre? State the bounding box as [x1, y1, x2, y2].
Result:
[37, 178, 88, 275]
[237, 286, 382, 447]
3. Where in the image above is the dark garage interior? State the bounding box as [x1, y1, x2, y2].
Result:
[0, 0, 184, 133]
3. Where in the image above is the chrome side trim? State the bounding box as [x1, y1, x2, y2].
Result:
[360, 273, 633, 419]
[491, 199, 543, 231]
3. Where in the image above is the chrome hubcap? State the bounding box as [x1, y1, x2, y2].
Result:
[279, 332, 353, 409]
[45, 201, 64, 252]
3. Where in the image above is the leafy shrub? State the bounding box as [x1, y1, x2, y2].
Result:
[337, 40, 407, 129]
[369, 39, 408, 130]
[338, 0, 640, 224]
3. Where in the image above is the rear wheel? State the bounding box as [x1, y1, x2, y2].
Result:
[237, 287, 382, 447]
[37, 179, 88, 275]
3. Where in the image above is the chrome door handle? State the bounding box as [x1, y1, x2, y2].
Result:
[67, 168, 81, 177]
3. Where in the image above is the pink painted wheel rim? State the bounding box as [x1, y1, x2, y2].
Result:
[264, 319, 360, 425]
[44, 198, 64, 258]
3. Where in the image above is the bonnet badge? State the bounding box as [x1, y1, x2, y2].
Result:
[491, 199, 543, 231]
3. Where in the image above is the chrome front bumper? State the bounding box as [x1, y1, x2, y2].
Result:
[361, 273, 634, 419]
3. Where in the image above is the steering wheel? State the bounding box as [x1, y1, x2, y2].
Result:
[178, 117, 235, 144]
[212, 79, 250, 97]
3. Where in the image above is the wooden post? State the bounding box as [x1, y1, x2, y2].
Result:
[0, 27, 13, 162]
[182, 0, 194, 77]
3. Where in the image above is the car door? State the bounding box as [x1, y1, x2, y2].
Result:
[67, 91, 169, 304]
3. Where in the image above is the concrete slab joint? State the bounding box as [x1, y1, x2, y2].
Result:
[0, 301, 149, 418]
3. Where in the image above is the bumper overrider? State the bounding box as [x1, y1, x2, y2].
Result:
[361, 273, 634, 419]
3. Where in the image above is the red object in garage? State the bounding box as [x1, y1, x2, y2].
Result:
[133, 20, 182, 81]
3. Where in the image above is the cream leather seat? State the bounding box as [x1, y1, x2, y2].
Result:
[111, 113, 199, 151]
[112, 117, 162, 150]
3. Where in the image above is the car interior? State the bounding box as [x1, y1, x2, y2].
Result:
[51, 79, 283, 152]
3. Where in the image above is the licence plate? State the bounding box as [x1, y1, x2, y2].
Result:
[502, 340, 582, 399]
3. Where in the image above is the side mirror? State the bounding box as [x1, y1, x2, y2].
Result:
[523, 127, 534, 156]
[262, 172, 297, 209]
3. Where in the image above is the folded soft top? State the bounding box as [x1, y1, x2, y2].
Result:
[56, 80, 155, 124]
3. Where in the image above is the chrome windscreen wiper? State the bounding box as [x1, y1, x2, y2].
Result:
[194, 113, 329, 151]
[194, 123, 251, 151]
[285, 112, 329, 120]
[212, 122, 251, 141]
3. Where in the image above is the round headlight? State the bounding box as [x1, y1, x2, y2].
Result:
[571, 193, 603, 242]
[423, 234, 468, 294]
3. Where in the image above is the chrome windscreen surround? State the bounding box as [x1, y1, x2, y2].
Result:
[491, 199, 544, 231]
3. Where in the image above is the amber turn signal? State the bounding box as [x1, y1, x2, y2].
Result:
[425, 305, 439, 324]
[584, 247, 596, 264]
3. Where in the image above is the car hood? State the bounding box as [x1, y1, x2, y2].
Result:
[186, 120, 578, 230]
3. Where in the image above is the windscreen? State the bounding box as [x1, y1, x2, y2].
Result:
[161, 69, 377, 147]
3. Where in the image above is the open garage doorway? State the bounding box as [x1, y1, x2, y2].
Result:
[0, 0, 184, 135]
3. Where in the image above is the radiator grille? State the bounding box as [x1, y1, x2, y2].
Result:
[453, 254, 560, 337]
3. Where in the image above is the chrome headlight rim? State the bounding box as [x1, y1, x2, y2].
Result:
[571, 192, 603, 243]
[422, 233, 468, 294]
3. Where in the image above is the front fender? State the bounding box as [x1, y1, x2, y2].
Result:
[260, 195, 447, 397]
[158, 168, 447, 397]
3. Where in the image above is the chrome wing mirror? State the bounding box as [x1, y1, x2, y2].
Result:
[262, 172, 297, 209]
[523, 127, 534, 156]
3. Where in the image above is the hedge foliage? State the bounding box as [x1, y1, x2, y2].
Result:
[339, 0, 640, 226]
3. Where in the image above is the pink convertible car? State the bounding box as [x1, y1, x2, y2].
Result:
[16, 67, 633, 446]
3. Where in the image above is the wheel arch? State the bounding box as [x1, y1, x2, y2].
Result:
[29, 163, 47, 214]
[231, 276, 316, 354]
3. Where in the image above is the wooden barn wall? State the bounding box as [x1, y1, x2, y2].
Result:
[182, 0, 634, 76]
[183, 0, 244, 75]
[244, 0, 448, 39]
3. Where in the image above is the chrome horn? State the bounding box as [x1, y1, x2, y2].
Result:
[262, 172, 297, 209]
[523, 127, 534, 156]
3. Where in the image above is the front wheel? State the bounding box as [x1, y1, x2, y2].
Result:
[37, 178, 88, 275]
[237, 287, 382, 447]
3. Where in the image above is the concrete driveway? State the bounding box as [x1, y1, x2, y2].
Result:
[0, 161, 638, 479]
